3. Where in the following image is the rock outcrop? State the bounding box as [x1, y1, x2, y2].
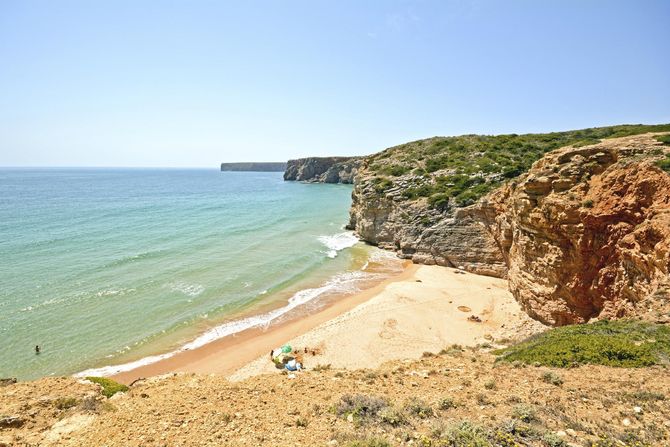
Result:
[284, 157, 361, 184]
[482, 134, 670, 325]
[347, 177, 507, 277]
[348, 132, 670, 325]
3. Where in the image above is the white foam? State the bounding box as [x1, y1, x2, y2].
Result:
[318, 232, 359, 258]
[74, 270, 369, 378]
[168, 282, 205, 298]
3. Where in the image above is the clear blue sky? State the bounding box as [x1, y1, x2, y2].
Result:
[1, 0, 668, 167]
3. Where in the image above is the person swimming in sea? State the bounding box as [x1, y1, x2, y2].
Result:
[35, 345, 40, 354]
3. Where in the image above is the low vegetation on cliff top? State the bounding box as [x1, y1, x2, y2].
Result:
[365, 123, 670, 207]
[495, 320, 670, 368]
[85, 376, 128, 398]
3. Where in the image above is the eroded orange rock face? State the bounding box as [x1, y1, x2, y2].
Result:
[487, 134, 670, 325]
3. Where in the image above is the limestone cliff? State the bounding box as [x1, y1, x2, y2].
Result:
[348, 130, 670, 325]
[347, 176, 507, 277]
[284, 157, 361, 184]
[482, 133, 670, 325]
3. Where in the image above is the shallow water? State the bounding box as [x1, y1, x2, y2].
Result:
[0, 168, 396, 380]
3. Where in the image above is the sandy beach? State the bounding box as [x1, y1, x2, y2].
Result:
[229, 264, 546, 381]
[112, 263, 545, 384]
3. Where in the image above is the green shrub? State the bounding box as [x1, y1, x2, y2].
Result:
[572, 138, 601, 147]
[655, 134, 670, 145]
[428, 192, 451, 209]
[582, 199, 594, 208]
[543, 432, 567, 447]
[656, 154, 670, 173]
[444, 421, 490, 447]
[511, 404, 537, 423]
[494, 320, 670, 368]
[368, 124, 670, 204]
[438, 396, 456, 410]
[404, 397, 434, 419]
[295, 416, 308, 427]
[372, 177, 393, 193]
[336, 394, 388, 419]
[378, 406, 407, 426]
[85, 377, 129, 398]
[541, 371, 563, 386]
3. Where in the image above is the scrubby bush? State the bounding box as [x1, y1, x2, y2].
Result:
[443, 421, 490, 447]
[655, 134, 670, 145]
[336, 394, 388, 419]
[512, 404, 537, 423]
[86, 377, 129, 398]
[378, 406, 407, 426]
[543, 432, 567, 447]
[494, 320, 670, 368]
[438, 396, 456, 410]
[541, 371, 563, 386]
[367, 124, 670, 204]
[372, 177, 393, 193]
[295, 417, 308, 427]
[428, 192, 451, 209]
[404, 397, 434, 419]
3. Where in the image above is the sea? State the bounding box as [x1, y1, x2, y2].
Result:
[0, 168, 402, 380]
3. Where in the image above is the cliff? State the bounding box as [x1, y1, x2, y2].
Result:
[348, 125, 670, 325]
[482, 133, 670, 325]
[283, 157, 361, 183]
[220, 162, 287, 172]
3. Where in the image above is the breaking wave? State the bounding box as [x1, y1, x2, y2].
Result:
[318, 232, 359, 258]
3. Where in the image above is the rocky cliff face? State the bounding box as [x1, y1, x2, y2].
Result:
[482, 134, 670, 325]
[349, 132, 670, 325]
[347, 177, 507, 277]
[284, 157, 360, 184]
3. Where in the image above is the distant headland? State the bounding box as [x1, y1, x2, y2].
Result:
[220, 162, 287, 172]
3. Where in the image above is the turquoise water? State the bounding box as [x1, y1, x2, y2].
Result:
[0, 169, 394, 380]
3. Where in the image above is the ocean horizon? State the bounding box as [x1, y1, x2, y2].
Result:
[0, 168, 398, 380]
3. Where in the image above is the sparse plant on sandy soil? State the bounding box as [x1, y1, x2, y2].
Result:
[336, 394, 388, 420]
[404, 397, 434, 419]
[541, 371, 564, 386]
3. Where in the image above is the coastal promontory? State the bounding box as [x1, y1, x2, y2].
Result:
[220, 162, 287, 172]
[283, 156, 361, 183]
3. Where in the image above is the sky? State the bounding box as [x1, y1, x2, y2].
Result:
[0, 1, 668, 167]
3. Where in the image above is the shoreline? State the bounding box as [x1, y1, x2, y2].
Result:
[109, 260, 416, 384]
[109, 262, 547, 385]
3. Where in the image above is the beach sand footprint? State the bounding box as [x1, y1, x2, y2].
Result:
[378, 318, 398, 339]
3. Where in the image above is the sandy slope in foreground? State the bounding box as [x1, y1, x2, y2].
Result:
[229, 265, 546, 381]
